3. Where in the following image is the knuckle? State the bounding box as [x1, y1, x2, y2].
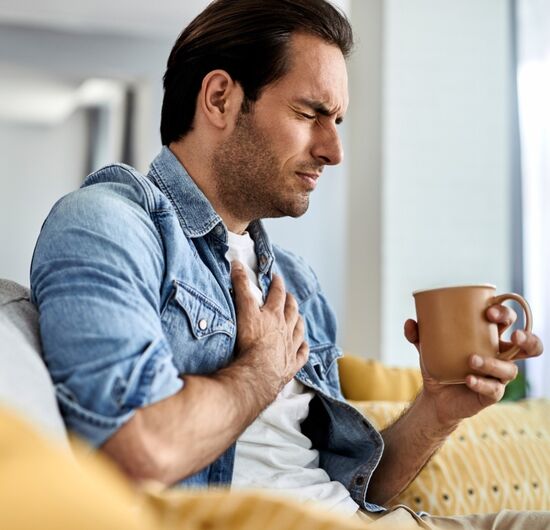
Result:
[479, 379, 501, 402]
[482, 356, 496, 371]
[232, 268, 246, 281]
[492, 305, 516, 325]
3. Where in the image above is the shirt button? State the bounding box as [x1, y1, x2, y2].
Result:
[214, 225, 224, 236]
[198, 319, 208, 330]
[259, 255, 268, 267]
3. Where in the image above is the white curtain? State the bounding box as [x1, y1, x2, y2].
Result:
[517, 0, 550, 398]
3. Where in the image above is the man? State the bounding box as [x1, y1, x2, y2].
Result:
[31, 0, 545, 527]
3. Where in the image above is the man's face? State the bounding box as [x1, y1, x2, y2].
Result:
[212, 32, 349, 222]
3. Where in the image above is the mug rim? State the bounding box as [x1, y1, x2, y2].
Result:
[412, 283, 496, 296]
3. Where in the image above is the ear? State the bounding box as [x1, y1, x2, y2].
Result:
[198, 70, 243, 131]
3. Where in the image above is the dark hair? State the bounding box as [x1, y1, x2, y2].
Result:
[160, 0, 353, 145]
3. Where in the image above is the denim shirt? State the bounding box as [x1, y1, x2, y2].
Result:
[31, 146, 385, 511]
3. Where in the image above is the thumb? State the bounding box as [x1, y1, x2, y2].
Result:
[404, 319, 420, 350]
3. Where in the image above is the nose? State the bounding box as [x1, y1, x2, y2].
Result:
[311, 123, 344, 166]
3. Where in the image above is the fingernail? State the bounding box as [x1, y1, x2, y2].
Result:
[515, 330, 526, 342]
[471, 355, 483, 368]
[488, 307, 500, 319]
[232, 261, 242, 270]
[470, 376, 478, 386]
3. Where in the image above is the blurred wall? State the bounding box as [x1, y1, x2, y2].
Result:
[0, 111, 87, 285]
[0, 25, 171, 286]
[345, 0, 515, 365]
[0, 25, 171, 169]
[0, 1, 517, 367]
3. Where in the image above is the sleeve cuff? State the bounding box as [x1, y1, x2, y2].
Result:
[55, 336, 183, 447]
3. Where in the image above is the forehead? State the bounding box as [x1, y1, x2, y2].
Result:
[264, 32, 349, 114]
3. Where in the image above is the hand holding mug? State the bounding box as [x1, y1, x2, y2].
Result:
[412, 284, 534, 384]
[404, 284, 543, 423]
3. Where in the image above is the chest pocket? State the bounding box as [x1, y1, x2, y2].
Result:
[298, 343, 343, 398]
[161, 280, 235, 375]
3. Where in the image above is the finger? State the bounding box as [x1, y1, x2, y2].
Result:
[513, 330, 543, 358]
[292, 315, 305, 345]
[284, 292, 300, 325]
[486, 305, 517, 335]
[404, 319, 419, 346]
[264, 273, 286, 312]
[465, 374, 505, 403]
[295, 341, 309, 369]
[498, 331, 544, 360]
[468, 354, 518, 384]
[231, 261, 257, 312]
[502, 330, 544, 360]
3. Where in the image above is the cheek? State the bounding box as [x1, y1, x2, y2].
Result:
[269, 123, 312, 167]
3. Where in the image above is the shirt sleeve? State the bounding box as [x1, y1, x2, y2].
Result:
[31, 181, 183, 447]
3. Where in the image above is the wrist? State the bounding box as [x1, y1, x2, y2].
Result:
[414, 389, 460, 438]
[215, 359, 278, 420]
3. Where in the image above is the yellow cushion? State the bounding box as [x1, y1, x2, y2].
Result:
[0, 406, 368, 530]
[351, 399, 550, 516]
[339, 355, 423, 401]
[0, 406, 155, 530]
[143, 488, 368, 530]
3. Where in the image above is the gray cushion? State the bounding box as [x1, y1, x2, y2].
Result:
[0, 279, 67, 444]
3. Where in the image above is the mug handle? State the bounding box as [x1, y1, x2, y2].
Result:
[490, 293, 533, 361]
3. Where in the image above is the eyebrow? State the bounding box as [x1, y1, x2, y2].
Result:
[295, 98, 345, 124]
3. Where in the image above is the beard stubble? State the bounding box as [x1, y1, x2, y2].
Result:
[211, 110, 311, 223]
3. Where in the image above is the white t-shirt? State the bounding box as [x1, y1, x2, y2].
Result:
[226, 230, 359, 516]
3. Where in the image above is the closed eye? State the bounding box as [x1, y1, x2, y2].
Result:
[300, 112, 316, 120]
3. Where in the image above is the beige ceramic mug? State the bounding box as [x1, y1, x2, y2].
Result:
[413, 284, 532, 384]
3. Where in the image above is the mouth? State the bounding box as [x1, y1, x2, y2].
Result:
[295, 171, 320, 191]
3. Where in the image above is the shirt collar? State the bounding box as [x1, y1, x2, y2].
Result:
[147, 147, 274, 274]
[248, 220, 274, 275]
[148, 146, 222, 238]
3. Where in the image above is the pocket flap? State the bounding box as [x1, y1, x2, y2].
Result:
[308, 343, 343, 376]
[299, 344, 343, 387]
[172, 280, 235, 339]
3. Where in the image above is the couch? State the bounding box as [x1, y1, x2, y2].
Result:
[1, 278, 549, 529]
[339, 356, 550, 515]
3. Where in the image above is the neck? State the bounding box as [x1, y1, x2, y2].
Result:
[168, 140, 250, 234]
